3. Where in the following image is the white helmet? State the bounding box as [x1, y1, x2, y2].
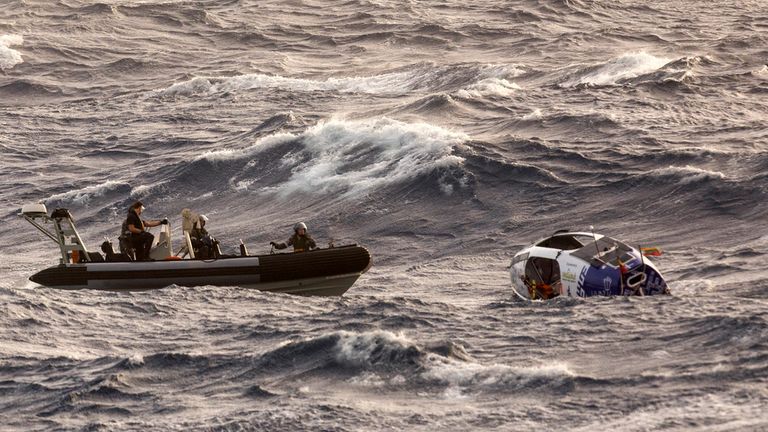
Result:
[294, 222, 307, 232]
[199, 214, 209, 222]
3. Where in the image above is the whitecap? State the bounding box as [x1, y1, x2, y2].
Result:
[456, 77, 521, 98]
[0, 34, 23, 71]
[522, 108, 543, 120]
[157, 63, 527, 98]
[648, 165, 726, 184]
[422, 356, 575, 390]
[562, 51, 672, 87]
[45, 180, 130, 205]
[334, 330, 418, 367]
[754, 65, 768, 77]
[204, 117, 468, 197]
[158, 70, 422, 97]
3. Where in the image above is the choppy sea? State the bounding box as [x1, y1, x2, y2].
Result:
[1, 1, 767, 430]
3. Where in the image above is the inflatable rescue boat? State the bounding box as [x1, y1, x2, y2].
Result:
[20, 204, 371, 296]
[510, 229, 668, 300]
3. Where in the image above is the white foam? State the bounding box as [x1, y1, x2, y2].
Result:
[522, 108, 543, 120]
[562, 51, 672, 87]
[206, 117, 468, 197]
[670, 278, 716, 296]
[45, 180, 129, 205]
[332, 330, 575, 395]
[456, 78, 521, 98]
[335, 330, 418, 367]
[0, 34, 23, 71]
[568, 393, 767, 432]
[423, 356, 574, 389]
[754, 65, 768, 77]
[158, 63, 527, 97]
[158, 70, 422, 97]
[649, 165, 726, 184]
[130, 181, 169, 198]
[127, 353, 145, 367]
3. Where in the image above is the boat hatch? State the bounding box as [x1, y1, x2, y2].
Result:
[571, 236, 636, 267]
[524, 257, 561, 299]
[536, 233, 593, 250]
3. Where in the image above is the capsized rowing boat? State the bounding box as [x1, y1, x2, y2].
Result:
[510, 230, 668, 300]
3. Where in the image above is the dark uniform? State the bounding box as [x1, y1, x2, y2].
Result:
[274, 233, 316, 252]
[190, 223, 218, 259]
[125, 208, 154, 260]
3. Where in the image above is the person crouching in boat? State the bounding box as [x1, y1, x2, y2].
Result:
[123, 201, 167, 261]
[191, 214, 220, 259]
[270, 222, 317, 252]
[181, 209, 221, 259]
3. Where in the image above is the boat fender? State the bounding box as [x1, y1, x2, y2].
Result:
[164, 256, 182, 261]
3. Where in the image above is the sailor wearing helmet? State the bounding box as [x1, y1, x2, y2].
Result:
[271, 222, 317, 252]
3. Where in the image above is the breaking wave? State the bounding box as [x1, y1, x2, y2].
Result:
[156, 63, 525, 97]
[456, 78, 522, 98]
[258, 330, 576, 394]
[202, 117, 469, 197]
[0, 34, 24, 71]
[644, 165, 727, 185]
[44, 181, 132, 206]
[3, 1, 768, 429]
[560, 51, 673, 87]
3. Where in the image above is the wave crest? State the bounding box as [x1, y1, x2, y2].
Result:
[44, 181, 132, 206]
[0, 34, 23, 71]
[205, 117, 468, 197]
[456, 78, 521, 98]
[561, 51, 672, 87]
[646, 165, 726, 185]
[262, 330, 576, 395]
[157, 63, 526, 97]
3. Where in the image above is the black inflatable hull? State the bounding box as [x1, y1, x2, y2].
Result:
[29, 245, 372, 296]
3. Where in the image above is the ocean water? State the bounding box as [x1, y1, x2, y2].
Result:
[1, 0, 768, 430]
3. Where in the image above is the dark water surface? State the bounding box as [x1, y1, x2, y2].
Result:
[1, 1, 767, 430]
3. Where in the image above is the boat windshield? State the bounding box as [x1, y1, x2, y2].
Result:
[570, 236, 636, 267]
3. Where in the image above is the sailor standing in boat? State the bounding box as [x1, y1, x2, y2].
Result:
[123, 201, 167, 261]
[271, 222, 317, 252]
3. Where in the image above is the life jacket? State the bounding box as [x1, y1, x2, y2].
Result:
[289, 234, 314, 252]
[123, 209, 144, 236]
[537, 283, 554, 299]
[527, 278, 554, 300]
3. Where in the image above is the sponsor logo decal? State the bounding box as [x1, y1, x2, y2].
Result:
[562, 270, 577, 282]
[576, 266, 588, 297]
[603, 276, 613, 291]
